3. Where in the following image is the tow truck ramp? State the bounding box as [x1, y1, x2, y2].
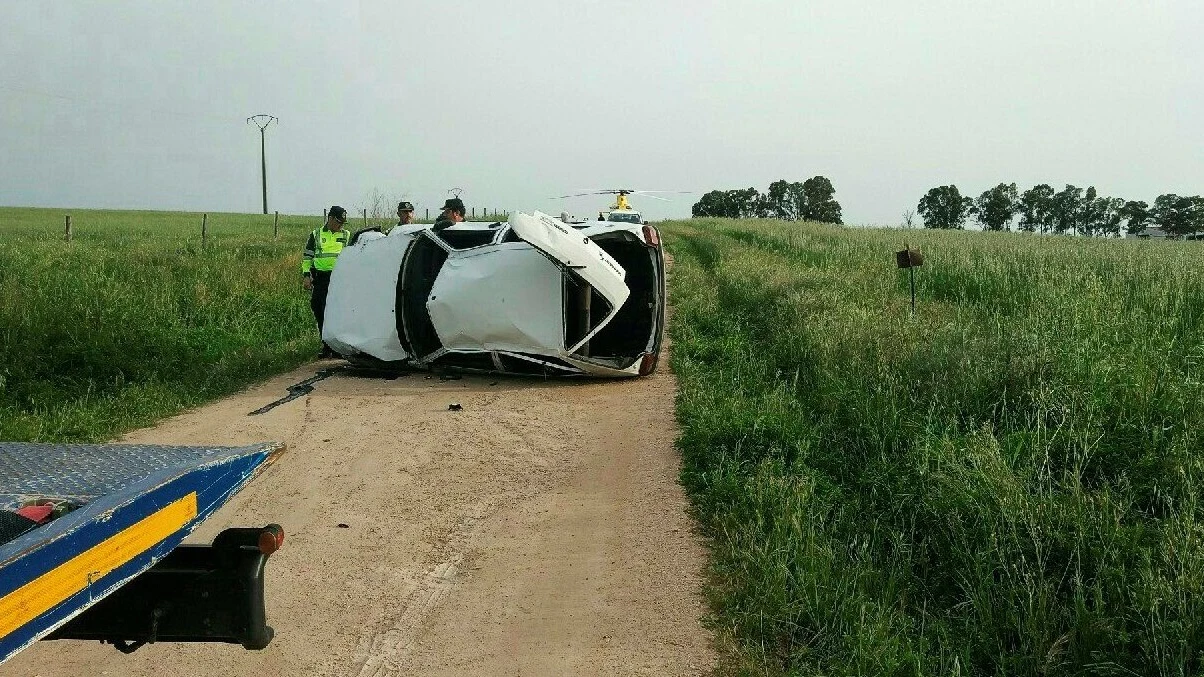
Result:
[0, 441, 285, 664]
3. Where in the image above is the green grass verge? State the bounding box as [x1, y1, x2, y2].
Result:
[663, 219, 1204, 675]
[0, 207, 325, 441]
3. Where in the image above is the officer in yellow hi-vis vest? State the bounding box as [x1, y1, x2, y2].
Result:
[302, 205, 351, 358]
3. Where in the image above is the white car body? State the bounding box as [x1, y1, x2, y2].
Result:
[322, 211, 666, 378]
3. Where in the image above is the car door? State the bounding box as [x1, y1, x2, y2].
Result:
[507, 211, 631, 353]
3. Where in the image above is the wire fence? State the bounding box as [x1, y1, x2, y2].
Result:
[332, 207, 511, 227]
[33, 207, 514, 245]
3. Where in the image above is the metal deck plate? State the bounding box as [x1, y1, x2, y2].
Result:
[0, 441, 284, 664]
[0, 443, 281, 509]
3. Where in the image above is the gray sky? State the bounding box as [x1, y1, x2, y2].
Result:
[2, 0, 1200, 224]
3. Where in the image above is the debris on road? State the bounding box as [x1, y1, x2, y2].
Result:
[248, 367, 344, 416]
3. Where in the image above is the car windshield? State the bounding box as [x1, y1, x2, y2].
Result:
[606, 212, 642, 224]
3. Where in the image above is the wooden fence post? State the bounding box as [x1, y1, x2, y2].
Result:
[273, 211, 279, 240]
[201, 213, 208, 247]
[64, 215, 72, 242]
[363, 208, 368, 227]
[323, 208, 327, 221]
[425, 208, 430, 220]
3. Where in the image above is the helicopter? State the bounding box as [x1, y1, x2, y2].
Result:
[553, 189, 691, 225]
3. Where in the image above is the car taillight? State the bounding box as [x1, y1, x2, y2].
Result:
[639, 352, 658, 376]
[642, 225, 660, 247]
[258, 524, 285, 555]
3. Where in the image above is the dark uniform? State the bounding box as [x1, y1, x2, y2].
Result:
[433, 197, 466, 232]
[394, 200, 415, 232]
[351, 200, 415, 244]
[302, 205, 351, 357]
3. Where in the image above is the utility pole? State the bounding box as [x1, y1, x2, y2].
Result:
[246, 114, 278, 214]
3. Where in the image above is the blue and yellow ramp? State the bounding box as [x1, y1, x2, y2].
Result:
[0, 441, 284, 664]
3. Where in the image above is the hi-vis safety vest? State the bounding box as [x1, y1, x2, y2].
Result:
[301, 226, 351, 275]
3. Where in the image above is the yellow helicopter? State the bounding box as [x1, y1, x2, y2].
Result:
[553, 189, 690, 225]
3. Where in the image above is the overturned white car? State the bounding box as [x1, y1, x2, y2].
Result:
[322, 211, 666, 378]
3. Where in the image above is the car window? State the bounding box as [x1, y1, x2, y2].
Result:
[606, 212, 642, 224]
[432, 228, 497, 250]
[563, 275, 614, 350]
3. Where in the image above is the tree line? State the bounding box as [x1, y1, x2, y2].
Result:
[691, 176, 843, 223]
[916, 183, 1204, 237]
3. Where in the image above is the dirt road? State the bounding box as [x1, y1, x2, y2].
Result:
[6, 360, 715, 676]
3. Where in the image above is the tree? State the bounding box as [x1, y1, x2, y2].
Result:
[1049, 185, 1083, 234]
[728, 187, 765, 218]
[1075, 186, 1101, 236]
[695, 178, 841, 223]
[1017, 184, 1055, 233]
[692, 190, 732, 218]
[801, 176, 843, 224]
[974, 183, 1019, 231]
[918, 185, 973, 229]
[1184, 195, 1204, 234]
[1151, 194, 1204, 237]
[1074, 186, 1124, 237]
[357, 186, 406, 221]
[764, 180, 805, 220]
[692, 189, 763, 218]
[1096, 196, 1126, 237]
[1121, 200, 1151, 235]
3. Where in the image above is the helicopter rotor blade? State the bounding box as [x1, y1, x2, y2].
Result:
[550, 188, 688, 200]
[551, 190, 625, 199]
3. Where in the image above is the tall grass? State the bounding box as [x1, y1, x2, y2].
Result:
[664, 219, 1204, 675]
[0, 207, 321, 441]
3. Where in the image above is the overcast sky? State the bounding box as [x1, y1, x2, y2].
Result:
[2, 1, 1200, 224]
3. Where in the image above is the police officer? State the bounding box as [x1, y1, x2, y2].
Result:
[351, 199, 415, 244]
[395, 201, 416, 229]
[302, 206, 351, 358]
[433, 197, 466, 232]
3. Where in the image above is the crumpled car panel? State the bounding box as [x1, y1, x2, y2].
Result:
[427, 247, 564, 353]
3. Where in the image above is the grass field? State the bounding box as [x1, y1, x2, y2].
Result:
[0, 206, 513, 443]
[662, 219, 1204, 675]
[0, 207, 327, 442]
[7, 204, 1203, 673]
